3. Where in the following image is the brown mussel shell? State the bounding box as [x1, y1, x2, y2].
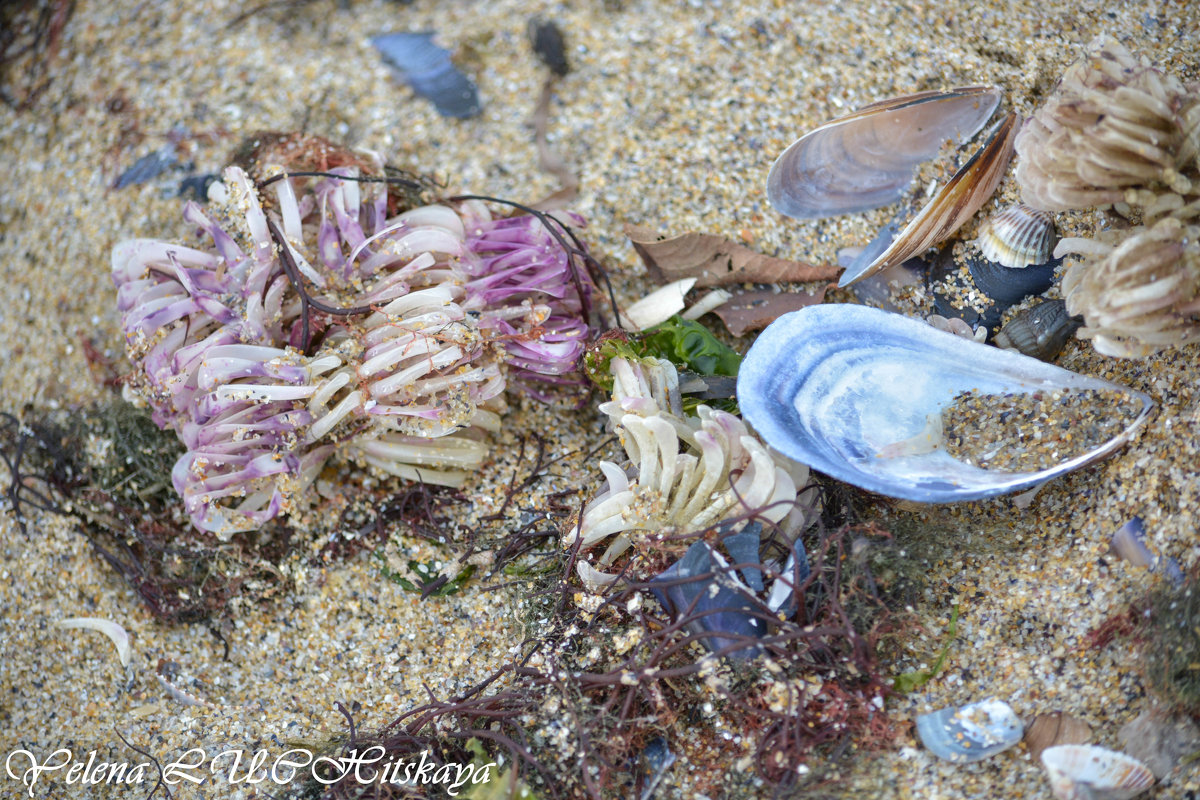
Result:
[840, 112, 1018, 286]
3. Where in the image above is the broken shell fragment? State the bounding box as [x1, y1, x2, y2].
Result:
[1041, 745, 1155, 800]
[767, 86, 1002, 219]
[372, 32, 482, 119]
[840, 112, 1019, 286]
[738, 305, 1154, 502]
[978, 203, 1060, 269]
[1024, 712, 1092, 763]
[993, 300, 1082, 362]
[1109, 517, 1184, 584]
[916, 698, 1023, 763]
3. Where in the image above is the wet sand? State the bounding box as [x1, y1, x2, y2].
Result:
[2, 0, 1200, 797]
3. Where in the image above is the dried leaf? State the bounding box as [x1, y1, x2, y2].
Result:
[1024, 712, 1091, 762]
[626, 224, 841, 287]
[529, 77, 579, 210]
[712, 287, 828, 337]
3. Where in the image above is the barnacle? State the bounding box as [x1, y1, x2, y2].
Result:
[113, 143, 593, 536]
[1015, 35, 1200, 214]
[565, 357, 813, 590]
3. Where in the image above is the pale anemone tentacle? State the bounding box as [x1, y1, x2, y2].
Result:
[567, 357, 812, 588]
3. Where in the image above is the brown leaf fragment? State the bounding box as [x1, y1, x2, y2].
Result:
[626, 224, 841, 287]
[1024, 712, 1091, 762]
[712, 287, 828, 337]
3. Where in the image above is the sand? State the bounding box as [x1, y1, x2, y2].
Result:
[2, 0, 1200, 797]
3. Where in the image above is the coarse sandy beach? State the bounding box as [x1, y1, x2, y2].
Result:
[2, 0, 1200, 798]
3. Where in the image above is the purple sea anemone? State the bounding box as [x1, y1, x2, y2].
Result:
[114, 155, 593, 535]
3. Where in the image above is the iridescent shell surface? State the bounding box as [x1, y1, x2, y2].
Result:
[767, 87, 1001, 220]
[839, 112, 1018, 286]
[737, 305, 1154, 502]
[917, 698, 1023, 763]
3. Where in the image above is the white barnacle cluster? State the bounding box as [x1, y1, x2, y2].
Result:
[565, 356, 813, 590]
[114, 153, 591, 537]
[1015, 35, 1200, 357]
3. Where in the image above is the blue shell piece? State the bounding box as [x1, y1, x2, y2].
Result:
[115, 144, 178, 189]
[650, 541, 764, 660]
[916, 698, 1023, 763]
[1112, 517, 1185, 585]
[737, 305, 1154, 503]
[371, 32, 482, 119]
[649, 527, 810, 660]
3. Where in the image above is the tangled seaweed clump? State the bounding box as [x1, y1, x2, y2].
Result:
[112, 140, 594, 538]
[1015, 35, 1200, 357]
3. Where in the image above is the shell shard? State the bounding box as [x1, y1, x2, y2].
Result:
[1024, 712, 1092, 763]
[839, 112, 1018, 287]
[916, 698, 1023, 763]
[978, 203, 1059, 268]
[372, 32, 482, 119]
[767, 87, 1002, 220]
[737, 305, 1154, 503]
[1041, 745, 1155, 800]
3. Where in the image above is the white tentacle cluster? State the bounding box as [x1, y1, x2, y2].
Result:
[565, 357, 811, 590]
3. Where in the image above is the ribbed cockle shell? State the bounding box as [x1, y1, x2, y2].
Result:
[977, 203, 1059, 268]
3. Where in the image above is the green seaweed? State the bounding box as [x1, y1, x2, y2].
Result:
[892, 603, 959, 694]
[375, 552, 476, 597]
[460, 738, 540, 800]
[1145, 573, 1200, 713]
[641, 316, 742, 377]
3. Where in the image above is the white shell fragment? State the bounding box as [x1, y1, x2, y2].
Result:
[56, 617, 132, 668]
[916, 698, 1023, 763]
[738, 305, 1154, 503]
[1041, 745, 1155, 800]
[767, 87, 1001, 219]
[621, 278, 696, 331]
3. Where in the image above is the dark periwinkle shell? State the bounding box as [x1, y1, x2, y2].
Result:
[993, 300, 1082, 362]
[372, 32, 482, 119]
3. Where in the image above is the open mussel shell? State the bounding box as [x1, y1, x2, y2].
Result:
[839, 112, 1018, 287]
[916, 698, 1023, 763]
[737, 305, 1154, 503]
[1041, 745, 1155, 800]
[767, 87, 1001, 220]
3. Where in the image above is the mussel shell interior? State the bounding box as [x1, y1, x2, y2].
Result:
[737, 305, 1154, 503]
[767, 87, 1001, 220]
